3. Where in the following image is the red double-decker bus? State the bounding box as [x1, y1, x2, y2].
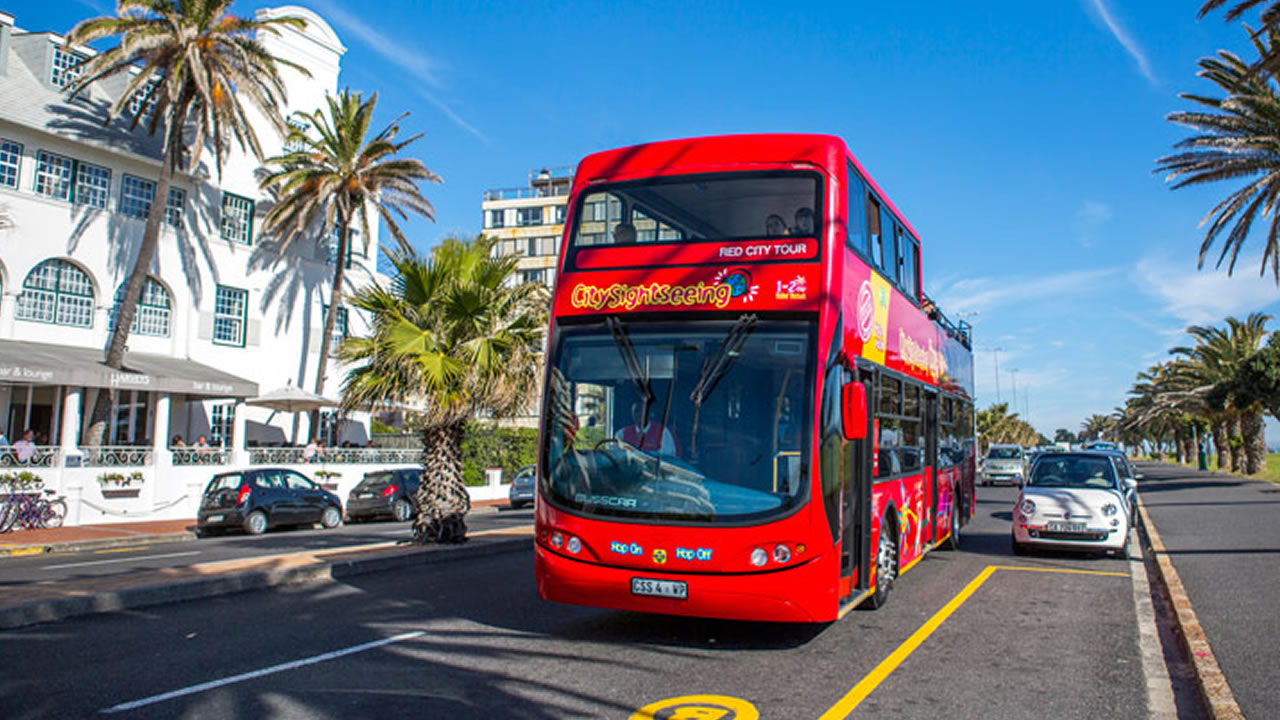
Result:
[534, 134, 975, 622]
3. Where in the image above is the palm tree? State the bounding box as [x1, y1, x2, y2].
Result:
[1080, 414, 1115, 443]
[1199, 2, 1280, 75]
[259, 89, 441, 436]
[1157, 24, 1280, 281]
[64, 0, 307, 443]
[339, 234, 546, 543]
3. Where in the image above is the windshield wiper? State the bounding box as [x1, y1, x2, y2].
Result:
[607, 316, 654, 424]
[688, 313, 758, 454]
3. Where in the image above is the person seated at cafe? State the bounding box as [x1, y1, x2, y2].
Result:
[171, 435, 185, 448]
[13, 429, 36, 464]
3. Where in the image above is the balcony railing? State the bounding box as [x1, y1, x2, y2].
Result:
[483, 185, 570, 201]
[171, 448, 231, 466]
[249, 447, 423, 465]
[82, 446, 154, 467]
[0, 446, 60, 468]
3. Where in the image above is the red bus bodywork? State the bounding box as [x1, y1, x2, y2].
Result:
[535, 134, 975, 622]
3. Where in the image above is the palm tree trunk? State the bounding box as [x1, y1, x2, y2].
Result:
[309, 211, 349, 441]
[87, 97, 189, 446]
[1242, 412, 1266, 475]
[1230, 415, 1244, 473]
[1212, 419, 1229, 471]
[412, 422, 471, 544]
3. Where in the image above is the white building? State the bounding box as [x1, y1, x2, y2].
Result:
[482, 166, 573, 289]
[0, 6, 492, 525]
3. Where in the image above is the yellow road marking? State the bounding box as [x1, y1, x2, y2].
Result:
[94, 546, 147, 555]
[818, 564, 1126, 719]
[1, 546, 45, 557]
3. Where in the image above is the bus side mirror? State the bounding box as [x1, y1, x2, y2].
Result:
[842, 382, 867, 441]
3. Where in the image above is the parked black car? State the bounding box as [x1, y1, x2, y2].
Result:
[508, 465, 535, 509]
[346, 468, 421, 523]
[197, 468, 343, 536]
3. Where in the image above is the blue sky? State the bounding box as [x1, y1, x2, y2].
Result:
[40, 0, 1280, 439]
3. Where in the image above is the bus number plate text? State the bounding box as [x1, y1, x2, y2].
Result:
[631, 577, 687, 599]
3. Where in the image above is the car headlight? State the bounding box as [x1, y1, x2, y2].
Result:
[1101, 503, 1118, 517]
[1019, 498, 1036, 516]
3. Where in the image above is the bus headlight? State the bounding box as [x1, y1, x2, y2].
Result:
[550, 531, 565, 549]
[773, 544, 792, 563]
[750, 547, 768, 567]
[566, 536, 582, 554]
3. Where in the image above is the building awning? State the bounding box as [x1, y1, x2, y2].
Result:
[0, 340, 258, 398]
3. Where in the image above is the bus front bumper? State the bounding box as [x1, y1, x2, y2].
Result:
[535, 542, 835, 623]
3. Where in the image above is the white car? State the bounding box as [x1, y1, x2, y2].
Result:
[982, 444, 1026, 486]
[1011, 452, 1135, 558]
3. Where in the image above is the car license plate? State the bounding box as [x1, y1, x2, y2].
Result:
[1047, 521, 1087, 533]
[206, 514, 224, 523]
[631, 577, 687, 599]
[357, 492, 374, 499]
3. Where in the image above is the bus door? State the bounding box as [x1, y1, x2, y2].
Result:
[843, 365, 875, 598]
[924, 390, 938, 545]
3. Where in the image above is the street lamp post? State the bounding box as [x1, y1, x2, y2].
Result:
[1009, 368, 1019, 413]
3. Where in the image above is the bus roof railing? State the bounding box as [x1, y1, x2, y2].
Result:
[922, 292, 972, 350]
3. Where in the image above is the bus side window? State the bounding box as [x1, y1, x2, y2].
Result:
[866, 194, 883, 269]
[893, 224, 905, 286]
[847, 163, 868, 256]
[903, 237, 920, 303]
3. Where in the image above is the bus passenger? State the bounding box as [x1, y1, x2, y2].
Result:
[764, 214, 788, 236]
[793, 207, 814, 235]
[616, 401, 679, 456]
[612, 223, 637, 244]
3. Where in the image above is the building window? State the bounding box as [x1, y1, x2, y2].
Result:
[323, 304, 348, 355]
[16, 259, 94, 328]
[34, 151, 74, 201]
[210, 402, 235, 448]
[127, 77, 159, 121]
[119, 175, 155, 218]
[487, 209, 505, 229]
[51, 47, 85, 89]
[220, 192, 254, 244]
[75, 161, 110, 209]
[213, 285, 248, 346]
[166, 187, 185, 228]
[519, 268, 547, 285]
[0, 139, 21, 188]
[112, 276, 171, 337]
[554, 205, 565, 224]
[326, 226, 355, 268]
[517, 207, 543, 226]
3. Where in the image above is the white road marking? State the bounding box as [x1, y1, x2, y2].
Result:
[43, 551, 200, 570]
[99, 630, 425, 714]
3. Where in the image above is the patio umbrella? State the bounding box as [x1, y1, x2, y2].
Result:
[245, 385, 340, 413]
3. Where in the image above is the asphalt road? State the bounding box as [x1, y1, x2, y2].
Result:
[0, 486, 1152, 719]
[0, 505, 534, 585]
[1136, 461, 1280, 719]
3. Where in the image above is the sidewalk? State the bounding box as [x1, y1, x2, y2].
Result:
[1136, 461, 1280, 720]
[0, 498, 511, 557]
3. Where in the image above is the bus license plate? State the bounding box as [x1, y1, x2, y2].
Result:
[631, 577, 687, 599]
[1047, 521, 1087, 534]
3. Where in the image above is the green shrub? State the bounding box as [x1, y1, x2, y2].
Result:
[461, 421, 539, 486]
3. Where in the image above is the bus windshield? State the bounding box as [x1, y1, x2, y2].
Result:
[569, 172, 821, 249]
[541, 319, 815, 523]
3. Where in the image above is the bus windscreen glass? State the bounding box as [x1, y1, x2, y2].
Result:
[541, 319, 815, 523]
[569, 172, 821, 249]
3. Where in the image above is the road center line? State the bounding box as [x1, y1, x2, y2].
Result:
[99, 630, 425, 714]
[43, 551, 200, 570]
[818, 564, 1127, 720]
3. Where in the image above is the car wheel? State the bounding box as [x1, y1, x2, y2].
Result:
[861, 518, 897, 610]
[321, 505, 342, 529]
[1011, 532, 1028, 556]
[244, 510, 268, 536]
[392, 499, 413, 522]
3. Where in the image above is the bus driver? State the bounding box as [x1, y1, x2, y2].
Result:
[615, 401, 680, 456]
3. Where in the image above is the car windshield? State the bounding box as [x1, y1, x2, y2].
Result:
[541, 318, 815, 523]
[206, 474, 242, 493]
[356, 472, 395, 490]
[987, 447, 1022, 460]
[1029, 456, 1117, 489]
[568, 172, 822, 252]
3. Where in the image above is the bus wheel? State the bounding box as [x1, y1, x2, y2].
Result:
[941, 503, 961, 551]
[862, 519, 897, 610]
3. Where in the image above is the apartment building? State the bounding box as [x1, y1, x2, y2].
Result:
[481, 166, 573, 288]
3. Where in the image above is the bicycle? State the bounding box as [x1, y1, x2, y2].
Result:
[0, 480, 66, 532]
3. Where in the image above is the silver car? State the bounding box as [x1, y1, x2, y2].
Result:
[982, 444, 1026, 486]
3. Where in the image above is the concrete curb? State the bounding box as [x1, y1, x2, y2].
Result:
[0, 531, 196, 557]
[0, 534, 533, 631]
[1135, 494, 1245, 720]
